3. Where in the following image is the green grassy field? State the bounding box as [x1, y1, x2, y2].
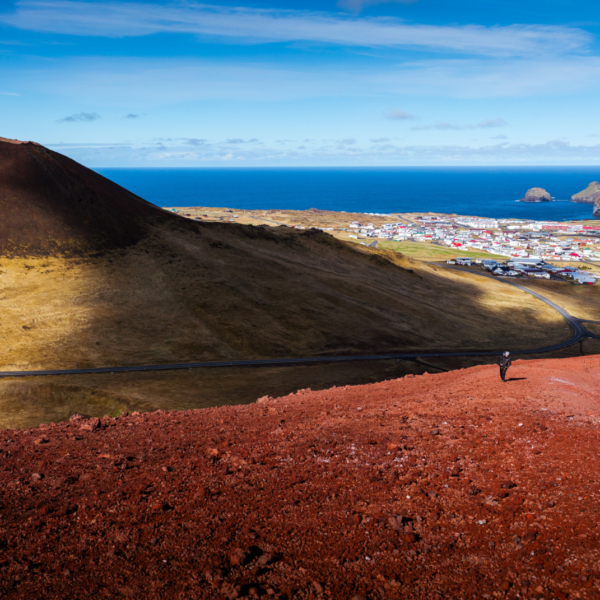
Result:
[376, 240, 507, 261]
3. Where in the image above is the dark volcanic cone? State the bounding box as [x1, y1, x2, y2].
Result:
[0, 137, 174, 256]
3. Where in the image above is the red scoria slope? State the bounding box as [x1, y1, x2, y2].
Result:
[2, 356, 600, 600]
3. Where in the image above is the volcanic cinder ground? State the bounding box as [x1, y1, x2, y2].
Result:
[2, 355, 600, 599]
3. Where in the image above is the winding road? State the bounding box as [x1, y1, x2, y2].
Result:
[1, 264, 598, 379]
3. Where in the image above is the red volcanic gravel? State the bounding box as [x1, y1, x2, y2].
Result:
[2, 356, 600, 599]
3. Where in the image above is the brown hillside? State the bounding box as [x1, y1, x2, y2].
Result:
[1, 355, 600, 599]
[0, 223, 565, 372]
[0, 138, 173, 255]
[0, 138, 568, 373]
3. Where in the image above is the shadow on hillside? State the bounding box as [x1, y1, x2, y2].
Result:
[0, 221, 571, 373]
[0, 221, 583, 428]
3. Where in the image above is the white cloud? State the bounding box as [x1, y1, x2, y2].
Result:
[375, 57, 600, 98]
[384, 108, 415, 120]
[46, 137, 600, 167]
[1, 1, 591, 58]
[411, 118, 507, 131]
[225, 138, 259, 144]
[477, 118, 507, 128]
[57, 111, 101, 122]
[11, 53, 600, 109]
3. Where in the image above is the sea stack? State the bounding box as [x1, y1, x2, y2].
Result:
[519, 187, 552, 202]
[571, 181, 600, 204]
[593, 197, 600, 218]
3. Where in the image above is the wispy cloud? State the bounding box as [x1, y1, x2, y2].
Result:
[57, 111, 101, 122]
[412, 118, 507, 131]
[0, 91, 20, 96]
[370, 137, 391, 142]
[477, 117, 507, 128]
[1, 1, 590, 57]
[225, 138, 259, 144]
[123, 113, 141, 119]
[183, 138, 207, 146]
[13, 54, 600, 109]
[492, 134, 508, 140]
[383, 108, 415, 120]
[337, 0, 417, 14]
[47, 137, 600, 167]
[377, 57, 600, 98]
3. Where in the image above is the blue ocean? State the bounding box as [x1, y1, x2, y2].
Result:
[96, 167, 600, 222]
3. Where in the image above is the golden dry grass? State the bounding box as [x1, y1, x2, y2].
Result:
[518, 279, 600, 321]
[0, 219, 584, 429]
[0, 221, 568, 373]
[403, 338, 600, 373]
[586, 323, 600, 336]
[0, 359, 431, 430]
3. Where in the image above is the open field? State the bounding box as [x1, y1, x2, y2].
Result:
[376, 240, 506, 260]
[0, 359, 432, 430]
[169, 206, 403, 230]
[4, 335, 600, 430]
[0, 143, 592, 431]
[427, 262, 600, 322]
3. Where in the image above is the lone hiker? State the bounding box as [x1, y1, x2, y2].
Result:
[499, 351, 511, 382]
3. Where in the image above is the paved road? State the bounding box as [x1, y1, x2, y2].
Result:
[0, 264, 597, 379]
[438, 263, 599, 343]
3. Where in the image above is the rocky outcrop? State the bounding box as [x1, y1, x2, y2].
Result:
[594, 197, 600, 218]
[572, 181, 600, 204]
[519, 187, 552, 202]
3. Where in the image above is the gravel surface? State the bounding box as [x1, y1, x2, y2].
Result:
[1, 355, 600, 599]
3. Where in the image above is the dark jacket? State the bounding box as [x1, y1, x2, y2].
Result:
[499, 355, 512, 368]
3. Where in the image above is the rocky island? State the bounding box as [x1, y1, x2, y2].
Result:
[519, 187, 552, 202]
[594, 196, 600, 218]
[572, 180, 600, 204]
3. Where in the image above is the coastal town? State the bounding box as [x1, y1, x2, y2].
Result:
[169, 206, 600, 284]
[346, 214, 600, 260]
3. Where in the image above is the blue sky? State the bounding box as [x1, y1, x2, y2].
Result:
[1, 0, 600, 166]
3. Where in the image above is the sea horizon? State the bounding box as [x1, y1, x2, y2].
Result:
[97, 166, 599, 222]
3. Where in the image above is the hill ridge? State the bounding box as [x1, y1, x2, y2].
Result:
[0, 138, 177, 256]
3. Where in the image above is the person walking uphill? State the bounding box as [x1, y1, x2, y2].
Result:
[499, 351, 511, 382]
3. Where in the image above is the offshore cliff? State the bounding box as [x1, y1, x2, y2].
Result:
[572, 181, 600, 204]
[518, 187, 552, 202]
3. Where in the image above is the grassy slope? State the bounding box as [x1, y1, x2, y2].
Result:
[0, 220, 565, 373]
[376, 240, 507, 261]
[1, 220, 583, 429]
[518, 279, 600, 321]
[0, 360, 430, 429]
